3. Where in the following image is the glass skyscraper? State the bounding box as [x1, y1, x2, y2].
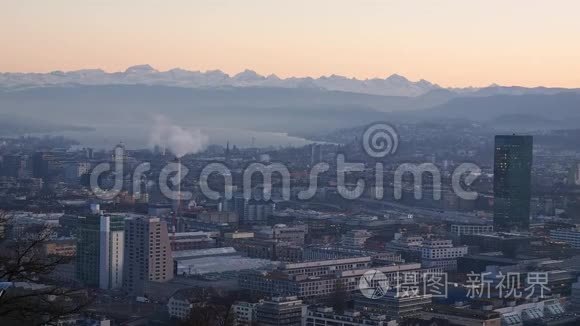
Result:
[493, 135, 533, 232]
[76, 214, 125, 289]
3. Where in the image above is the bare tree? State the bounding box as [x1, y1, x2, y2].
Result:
[180, 287, 238, 326]
[0, 211, 93, 325]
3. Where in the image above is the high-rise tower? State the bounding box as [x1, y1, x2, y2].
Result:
[124, 216, 174, 295]
[76, 214, 125, 289]
[493, 135, 533, 232]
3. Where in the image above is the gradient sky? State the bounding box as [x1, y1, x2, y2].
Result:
[2, 0, 580, 87]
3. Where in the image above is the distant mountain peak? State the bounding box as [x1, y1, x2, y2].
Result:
[233, 69, 265, 81]
[386, 73, 409, 82]
[206, 69, 228, 76]
[328, 74, 348, 80]
[167, 67, 189, 73]
[266, 74, 281, 81]
[125, 64, 157, 73]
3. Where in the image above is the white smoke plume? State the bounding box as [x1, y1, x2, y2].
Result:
[150, 115, 208, 158]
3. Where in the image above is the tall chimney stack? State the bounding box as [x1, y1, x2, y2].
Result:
[172, 157, 181, 217]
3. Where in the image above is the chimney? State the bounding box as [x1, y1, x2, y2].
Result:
[172, 157, 181, 217]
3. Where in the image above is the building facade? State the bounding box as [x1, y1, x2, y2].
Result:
[354, 291, 432, 320]
[550, 227, 580, 249]
[256, 297, 306, 326]
[76, 214, 124, 290]
[124, 216, 174, 295]
[493, 135, 533, 232]
[243, 199, 275, 225]
[232, 301, 259, 326]
[420, 239, 468, 272]
[305, 307, 396, 326]
[342, 230, 372, 248]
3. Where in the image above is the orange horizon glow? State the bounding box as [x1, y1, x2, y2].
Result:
[2, 0, 580, 88]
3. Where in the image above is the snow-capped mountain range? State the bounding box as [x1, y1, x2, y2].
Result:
[2, 65, 578, 97]
[0, 64, 441, 97]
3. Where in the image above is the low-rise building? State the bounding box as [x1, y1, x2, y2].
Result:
[255, 224, 307, 246]
[256, 296, 306, 326]
[304, 246, 402, 264]
[460, 233, 533, 258]
[279, 256, 372, 277]
[232, 301, 259, 326]
[420, 304, 501, 326]
[305, 307, 396, 326]
[167, 290, 193, 320]
[342, 229, 372, 248]
[276, 244, 304, 262]
[173, 247, 278, 276]
[421, 239, 468, 272]
[169, 231, 217, 252]
[354, 291, 432, 320]
[239, 262, 442, 300]
[550, 227, 580, 249]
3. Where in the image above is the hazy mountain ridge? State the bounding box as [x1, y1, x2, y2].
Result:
[3, 65, 580, 98]
[421, 92, 580, 119]
[1, 84, 579, 138]
[397, 92, 580, 131]
[0, 85, 398, 135]
[2, 66, 580, 140]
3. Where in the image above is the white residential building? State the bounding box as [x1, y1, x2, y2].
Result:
[550, 227, 580, 248]
[232, 301, 259, 326]
[167, 294, 192, 320]
[421, 239, 468, 272]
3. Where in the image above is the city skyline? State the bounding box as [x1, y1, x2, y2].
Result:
[2, 1, 580, 325]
